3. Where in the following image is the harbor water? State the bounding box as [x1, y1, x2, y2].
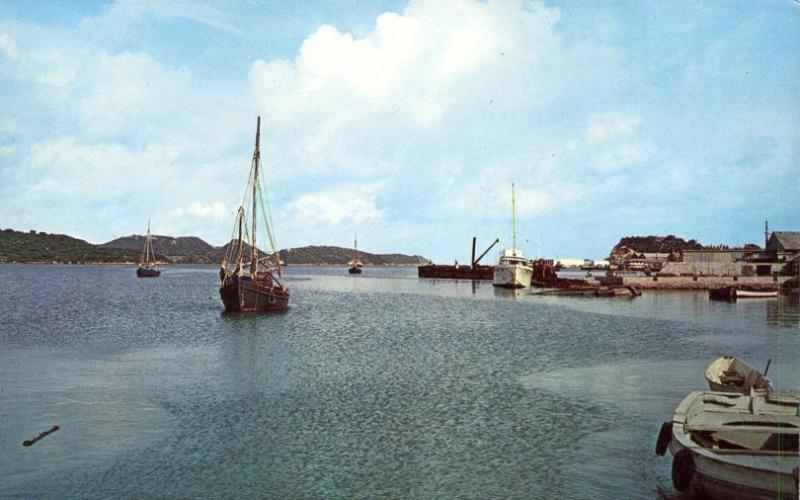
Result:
[1, 264, 798, 498]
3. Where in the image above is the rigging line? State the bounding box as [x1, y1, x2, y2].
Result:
[257, 182, 278, 254]
[255, 172, 284, 285]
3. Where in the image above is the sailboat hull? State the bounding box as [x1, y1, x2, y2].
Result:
[219, 276, 289, 313]
[137, 267, 161, 277]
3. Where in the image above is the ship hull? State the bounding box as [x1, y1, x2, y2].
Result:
[493, 264, 533, 288]
[348, 266, 362, 274]
[417, 265, 494, 280]
[219, 276, 290, 313]
[136, 267, 161, 277]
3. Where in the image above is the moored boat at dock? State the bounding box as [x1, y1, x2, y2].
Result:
[493, 249, 533, 288]
[655, 389, 799, 499]
[710, 286, 778, 301]
[219, 117, 289, 313]
[493, 183, 532, 288]
[418, 237, 499, 280]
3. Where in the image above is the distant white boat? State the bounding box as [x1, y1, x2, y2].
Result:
[704, 356, 773, 394]
[734, 289, 778, 299]
[709, 287, 778, 301]
[655, 389, 799, 499]
[493, 183, 533, 288]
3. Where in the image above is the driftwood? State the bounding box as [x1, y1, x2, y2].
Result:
[22, 425, 59, 447]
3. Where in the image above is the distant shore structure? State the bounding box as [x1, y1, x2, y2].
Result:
[604, 230, 799, 290]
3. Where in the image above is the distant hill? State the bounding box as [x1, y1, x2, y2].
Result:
[610, 235, 704, 255]
[102, 235, 217, 263]
[0, 229, 164, 263]
[279, 245, 427, 265]
[1, 228, 427, 265]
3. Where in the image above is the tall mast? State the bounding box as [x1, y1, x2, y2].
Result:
[251, 116, 260, 278]
[511, 183, 517, 251]
[144, 218, 152, 265]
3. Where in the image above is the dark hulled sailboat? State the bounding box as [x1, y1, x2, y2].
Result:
[348, 233, 363, 274]
[219, 117, 289, 313]
[136, 220, 161, 277]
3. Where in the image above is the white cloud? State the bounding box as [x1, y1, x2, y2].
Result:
[284, 181, 387, 227]
[26, 138, 182, 198]
[76, 51, 193, 136]
[170, 201, 228, 221]
[0, 33, 18, 60]
[81, 0, 240, 36]
[248, 0, 600, 179]
[585, 113, 641, 145]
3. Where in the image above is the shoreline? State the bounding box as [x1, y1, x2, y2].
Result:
[0, 261, 424, 267]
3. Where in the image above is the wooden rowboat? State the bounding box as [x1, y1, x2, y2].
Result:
[734, 289, 778, 299]
[705, 356, 773, 394]
[709, 287, 778, 301]
[655, 389, 799, 499]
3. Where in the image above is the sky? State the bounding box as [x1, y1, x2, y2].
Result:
[1, 0, 798, 262]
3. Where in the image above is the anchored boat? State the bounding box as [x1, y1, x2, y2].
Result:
[136, 219, 160, 277]
[417, 237, 499, 280]
[705, 356, 774, 394]
[493, 183, 532, 288]
[348, 233, 363, 274]
[709, 286, 778, 301]
[655, 389, 799, 499]
[219, 117, 289, 313]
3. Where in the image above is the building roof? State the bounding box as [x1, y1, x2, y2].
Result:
[681, 248, 750, 253]
[770, 231, 800, 251]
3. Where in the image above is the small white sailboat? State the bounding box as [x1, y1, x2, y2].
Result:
[655, 389, 799, 499]
[493, 183, 533, 288]
[704, 356, 773, 394]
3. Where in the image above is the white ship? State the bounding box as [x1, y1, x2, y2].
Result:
[493, 248, 533, 288]
[493, 183, 533, 288]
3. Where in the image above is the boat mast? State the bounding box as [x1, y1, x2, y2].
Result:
[144, 218, 152, 266]
[236, 208, 244, 271]
[251, 117, 260, 278]
[511, 183, 516, 251]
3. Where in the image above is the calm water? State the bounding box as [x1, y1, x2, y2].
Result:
[1, 264, 798, 498]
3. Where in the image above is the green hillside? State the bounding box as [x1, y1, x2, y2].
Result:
[0, 229, 155, 263]
[1, 228, 427, 265]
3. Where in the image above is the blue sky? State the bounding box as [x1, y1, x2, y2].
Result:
[1, 0, 798, 262]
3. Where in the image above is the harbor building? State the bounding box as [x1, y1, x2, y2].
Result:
[610, 231, 800, 289]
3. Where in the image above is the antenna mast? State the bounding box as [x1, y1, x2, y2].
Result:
[512, 183, 517, 251]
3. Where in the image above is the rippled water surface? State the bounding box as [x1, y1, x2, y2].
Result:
[1, 264, 798, 498]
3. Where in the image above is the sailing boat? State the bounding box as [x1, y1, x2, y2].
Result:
[493, 183, 533, 288]
[348, 233, 363, 274]
[136, 219, 161, 277]
[219, 117, 290, 313]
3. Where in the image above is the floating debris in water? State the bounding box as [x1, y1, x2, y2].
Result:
[22, 425, 59, 447]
